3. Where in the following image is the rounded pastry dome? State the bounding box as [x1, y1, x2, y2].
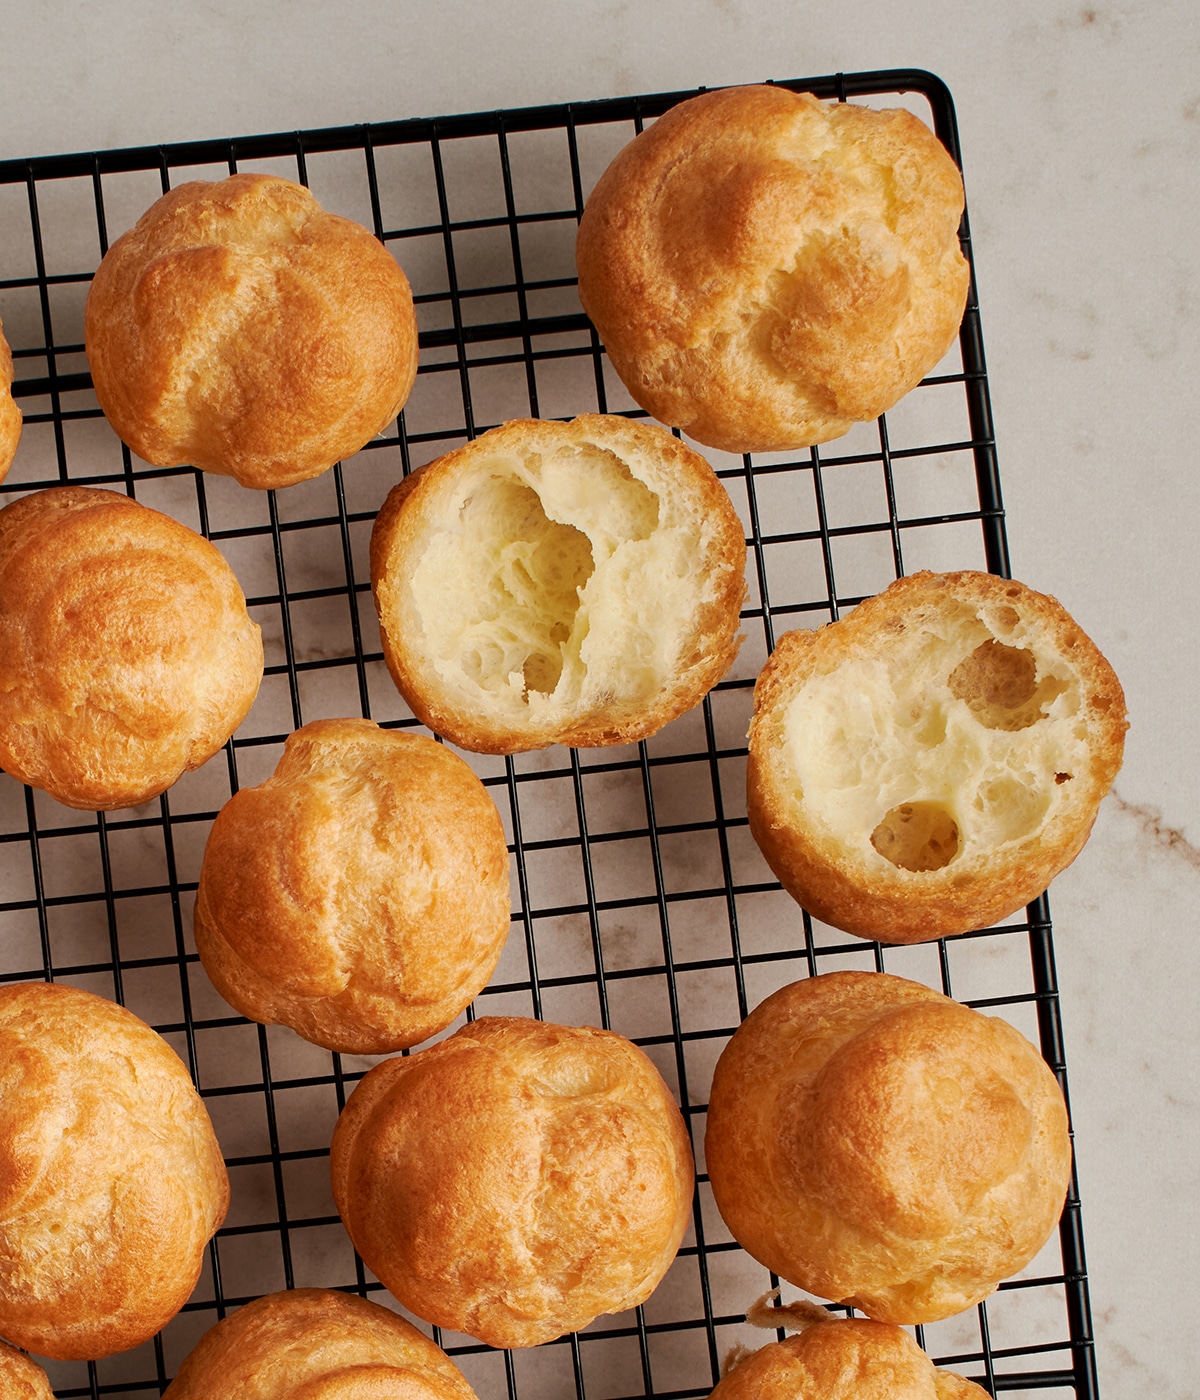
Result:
[0, 981, 229, 1359]
[576, 85, 970, 454]
[330, 1016, 695, 1347]
[0, 485, 262, 811]
[195, 717, 511, 1054]
[704, 971, 1072, 1324]
[85, 172, 418, 490]
[162, 1289, 479, 1400]
[710, 1315, 990, 1400]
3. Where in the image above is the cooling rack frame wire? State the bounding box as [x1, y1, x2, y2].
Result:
[0, 68, 1097, 1400]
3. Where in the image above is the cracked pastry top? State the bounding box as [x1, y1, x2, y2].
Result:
[84, 172, 418, 490]
[575, 85, 970, 454]
[0, 1341, 54, 1400]
[330, 1016, 695, 1348]
[0, 485, 263, 810]
[704, 971, 1072, 1325]
[0, 981, 229, 1360]
[710, 1313, 989, 1400]
[369, 414, 747, 752]
[194, 717, 512, 1055]
[162, 1289, 479, 1400]
[747, 570, 1127, 942]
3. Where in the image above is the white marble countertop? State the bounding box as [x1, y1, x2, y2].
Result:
[2, 3, 1196, 1396]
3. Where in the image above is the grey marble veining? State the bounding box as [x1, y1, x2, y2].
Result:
[1, 3, 1197, 1395]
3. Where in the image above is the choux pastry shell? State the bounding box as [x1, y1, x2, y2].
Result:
[331, 1016, 694, 1348]
[576, 85, 970, 454]
[84, 173, 418, 490]
[370, 414, 746, 752]
[194, 717, 511, 1054]
[0, 486, 263, 810]
[162, 1288, 478, 1400]
[0, 981, 229, 1359]
[747, 570, 1127, 941]
[704, 971, 1072, 1324]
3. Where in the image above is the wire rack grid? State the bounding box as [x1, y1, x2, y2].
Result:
[0, 68, 1096, 1400]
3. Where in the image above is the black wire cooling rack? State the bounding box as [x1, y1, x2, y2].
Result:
[0, 69, 1097, 1400]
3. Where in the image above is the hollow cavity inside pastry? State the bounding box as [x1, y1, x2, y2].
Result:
[747, 570, 1126, 941]
[704, 971, 1072, 1325]
[575, 85, 970, 454]
[162, 1289, 479, 1400]
[195, 717, 511, 1054]
[370, 414, 746, 752]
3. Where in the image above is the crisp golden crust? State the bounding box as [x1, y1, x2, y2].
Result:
[0, 982, 229, 1360]
[84, 173, 418, 490]
[369, 414, 747, 752]
[194, 717, 512, 1054]
[0, 315, 20, 484]
[0, 486, 263, 810]
[0, 1341, 55, 1400]
[704, 972, 1072, 1325]
[712, 1318, 990, 1399]
[575, 86, 970, 454]
[330, 1016, 695, 1348]
[747, 570, 1127, 942]
[162, 1289, 478, 1400]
